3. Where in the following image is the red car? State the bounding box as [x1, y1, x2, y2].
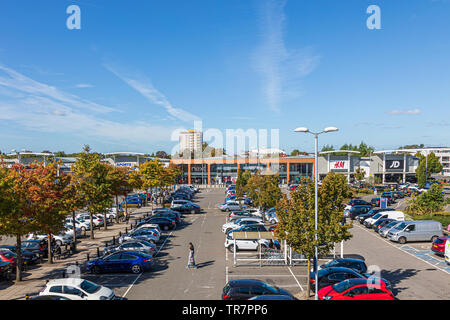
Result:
[0, 251, 17, 268]
[431, 236, 448, 256]
[318, 279, 394, 300]
[289, 184, 299, 191]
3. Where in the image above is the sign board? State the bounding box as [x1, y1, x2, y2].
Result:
[380, 197, 388, 209]
[115, 162, 136, 167]
[329, 160, 349, 171]
[385, 160, 404, 170]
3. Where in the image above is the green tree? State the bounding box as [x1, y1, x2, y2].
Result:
[415, 152, 443, 188]
[71, 146, 112, 239]
[275, 173, 353, 297]
[406, 184, 445, 215]
[236, 169, 251, 198]
[354, 166, 366, 183]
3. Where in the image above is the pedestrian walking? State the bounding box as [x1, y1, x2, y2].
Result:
[186, 242, 197, 269]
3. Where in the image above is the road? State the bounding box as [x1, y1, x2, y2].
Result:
[81, 188, 450, 300]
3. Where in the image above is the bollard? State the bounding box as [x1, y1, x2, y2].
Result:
[62, 269, 66, 278]
[112, 236, 116, 245]
[120, 231, 122, 237]
[97, 247, 100, 257]
[86, 253, 90, 261]
[75, 261, 79, 267]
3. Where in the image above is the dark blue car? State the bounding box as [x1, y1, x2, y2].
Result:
[86, 251, 153, 274]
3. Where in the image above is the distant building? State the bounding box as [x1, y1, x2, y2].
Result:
[396, 147, 450, 177]
[179, 130, 203, 154]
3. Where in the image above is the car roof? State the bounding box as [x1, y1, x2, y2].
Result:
[228, 279, 267, 287]
[320, 267, 360, 274]
[333, 258, 365, 263]
[342, 278, 382, 286]
[47, 278, 84, 286]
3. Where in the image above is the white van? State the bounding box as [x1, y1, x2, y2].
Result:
[445, 238, 450, 265]
[364, 211, 405, 228]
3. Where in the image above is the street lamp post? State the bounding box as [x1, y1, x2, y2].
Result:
[294, 126, 339, 300]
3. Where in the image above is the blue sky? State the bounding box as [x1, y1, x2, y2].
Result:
[0, 0, 449, 155]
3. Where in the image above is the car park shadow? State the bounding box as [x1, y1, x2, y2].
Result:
[195, 260, 214, 269]
[379, 268, 420, 296]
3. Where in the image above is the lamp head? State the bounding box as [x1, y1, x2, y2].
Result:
[294, 127, 309, 133]
[323, 127, 339, 133]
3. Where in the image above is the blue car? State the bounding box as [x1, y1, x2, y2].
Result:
[119, 197, 142, 210]
[86, 251, 153, 274]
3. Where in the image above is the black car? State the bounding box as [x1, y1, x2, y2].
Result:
[372, 218, 394, 233]
[26, 295, 71, 300]
[249, 295, 296, 300]
[150, 212, 181, 224]
[21, 239, 49, 258]
[318, 258, 367, 274]
[0, 245, 40, 265]
[357, 208, 395, 224]
[381, 192, 396, 204]
[0, 261, 10, 279]
[222, 280, 294, 300]
[347, 199, 371, 207]
[145, 217, 176, 231]
[309, 267, 392, 292]
[171, 203, 201, 214]
[348, 205, 372, 220]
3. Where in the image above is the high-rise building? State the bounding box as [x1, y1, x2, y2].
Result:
[179, 130, 203, 154]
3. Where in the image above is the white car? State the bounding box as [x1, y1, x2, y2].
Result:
[65, 217, 91, 232]
[222, 217, 264, 234]
[245, 208, 263, 218]
[170, 199, 193, 208]
[76, 213, 102, 228]
[224, 232, 270, 252]
[39, 278, 117, 300]
[26, 233, 72, 246]
[133, 224, 161, 237]
[63, 225, 82, 238]
[364, 211, 405, 228]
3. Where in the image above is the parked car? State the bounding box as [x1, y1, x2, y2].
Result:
[309, 267, 392, 292]
[86, 251, 153, 274]
[226, 224, 269, 236]
[318, 279, 394, 300]
[146, 217, 177, 231]
[356, 208, 395, 224]
[0, 246, 39, 265]
[26, 295, 72, 300]
[219, 201, 245, 212]
[345, 199, 371, 211]
[222, 217, 264, 234]
[445, 238, 450, 265]
[222, 280, 294, 300]
[39, 278, 121, 300]
[65, 217, 91, 233]
[372, 218, 395, 233]
[346, 205, 372, 220]
[150, 211, 181, 224]
[0, 251, 17, 268]
[224, 232, 270, 252]
[103, 240, 157, 256]
[22, 239, 49, 258]
[26, 233, 72, 246]
[378, 221, 403, 238]
[248, 295, 296, 300]
[170, 199, 194, 208]
[228, 211, 258, 221]
[364, 211, 405, 228]
[317, 258, 367, 274]
[118, 229, 159, 244]
[387, 220, 443, 244]
[431, 236, 448, 256]
[0, 261, 10, 279]
[171, 203, 201, 215]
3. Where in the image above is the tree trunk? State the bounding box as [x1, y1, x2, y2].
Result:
[47, 234, 53, 265]
[72, 211, 77, 253]
[115, 194, 119, 223]
[15, 235, 22, 283]
[90, 212, 94, 240]
[307, 258, 311, 298]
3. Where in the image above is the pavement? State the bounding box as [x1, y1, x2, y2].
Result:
[0, 206, 156, 300]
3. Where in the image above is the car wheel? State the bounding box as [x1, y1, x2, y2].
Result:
[55, 240, 62, 247]
[131, 264, 142, 274]
[164, 225, 169, 231]
[398, 237, 407, 244]
[191, 210, 195, 214]
[227, 244, 235, 253]
[226, 228, 232, 234]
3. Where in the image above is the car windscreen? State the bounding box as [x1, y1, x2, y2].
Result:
[332, 280, 352, 293]
[1, 251, 16, 259]
[22, 242, 38, 249]
[386, 221, 399, 228]
[80, 280, 101, 294]
[260, 282, 279, 294]
[394, 222, 407, 230]
[372, 214, 382, 220]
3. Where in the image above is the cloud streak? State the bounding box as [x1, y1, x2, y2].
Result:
[253, 0, 320, 112]
[0, 64, 175, 145]
[104, 63, 200, 123]
[388, 109, 421, 115]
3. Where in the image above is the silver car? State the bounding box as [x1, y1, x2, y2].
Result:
[387, 220, 443, 244]
[103, 240, 156, 255]
[378, 221, 402, 238]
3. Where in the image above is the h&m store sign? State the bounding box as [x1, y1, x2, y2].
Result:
[329, 160, 349, 171]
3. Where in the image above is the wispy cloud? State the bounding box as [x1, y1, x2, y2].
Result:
[0, 64, 175, 144]
[74, 83, 94, 88]
[252, 0, 320, 112]
[387, 109, 421, 115]
[104, 63, 200, 123]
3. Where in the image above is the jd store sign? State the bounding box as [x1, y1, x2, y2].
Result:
[385, 159, 404, 171]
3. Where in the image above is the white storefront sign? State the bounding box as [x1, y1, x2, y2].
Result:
[329, 160, 349, 171]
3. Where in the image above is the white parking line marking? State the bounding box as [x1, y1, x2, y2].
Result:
[227, 274, 308, 277]
[354, 224, 450, 275]
[287, 267, 304, 291]
[122, 230, 173, 298]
